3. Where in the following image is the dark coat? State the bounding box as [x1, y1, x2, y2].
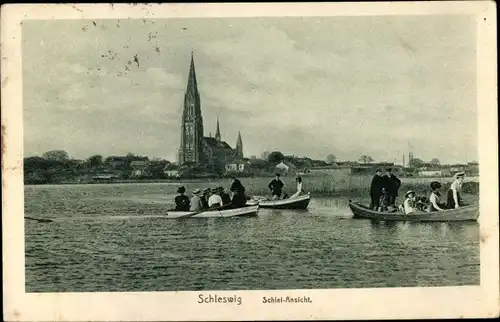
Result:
[370, 175, 385, 196]
[174, 194, 190, 211]
[268, 178, 284, 196]
[230, 179, 247, 207]
[383, 174, 402, 196]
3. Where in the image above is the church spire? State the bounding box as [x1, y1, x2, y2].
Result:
[215, 116, 221, 142]
[186, 51, 198, 95]
[235, 131, 243, 158]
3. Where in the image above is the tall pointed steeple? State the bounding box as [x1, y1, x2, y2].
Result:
[179, 52, 204, 165]
[215, 116, 221, 142]
[235, 131, 243, 158]
[186, 51, 198, 94]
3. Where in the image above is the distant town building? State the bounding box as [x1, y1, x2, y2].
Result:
[178, 53, 244, 169]
[225, 160, 251, 173]
[419, 169, 443, 177]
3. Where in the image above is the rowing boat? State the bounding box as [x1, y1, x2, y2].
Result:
[247, 193, 311, 209]
[348, 200, 479, 222]
[166, 204, 259, 219]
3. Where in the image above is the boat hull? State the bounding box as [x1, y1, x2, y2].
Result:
[166, 205, 259, 219]
[348, 201, 479, 222]
[248, 193, 311, 209]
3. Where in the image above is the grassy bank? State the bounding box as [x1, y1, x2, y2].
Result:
[236, 175, 479, 198]
[30, 174, 479, 199]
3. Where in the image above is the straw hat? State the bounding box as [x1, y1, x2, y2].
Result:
[454, 171, 465, 179]
[405, 190, 415, 198]
[192, 188, 201, 195]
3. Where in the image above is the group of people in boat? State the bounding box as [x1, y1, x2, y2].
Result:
[267, 173, 306, 200]
[174, 176, 248, 211]
[370, 168, 467, 215]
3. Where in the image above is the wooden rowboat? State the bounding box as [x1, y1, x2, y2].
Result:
[166, 205, 259, 219]
[348, 200, 479, 222]
[247, 193, 311, 210]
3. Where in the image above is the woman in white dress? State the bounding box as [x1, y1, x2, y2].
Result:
[289, 175, 305, 199]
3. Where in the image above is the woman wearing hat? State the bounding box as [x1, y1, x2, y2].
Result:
[428, 181, 446, 212]
[289, 175, 305, 199]
[447, 172, 465, 209]
[174, 186, 190, 211]
[189, 188, 204, 211]
[403, 190, 417, 215]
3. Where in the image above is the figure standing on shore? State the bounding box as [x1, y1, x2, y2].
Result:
[174, 186, 190, 211]
[189, 188, 204, 211]
[268, 173, 284, 200]
[383, 168, 402, 206]
[369, 169, 385, 210]
[230, 177, 247, 207]
[447, 172, 465, 209]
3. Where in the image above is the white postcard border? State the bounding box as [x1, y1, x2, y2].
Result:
[2, 2, 498, 321]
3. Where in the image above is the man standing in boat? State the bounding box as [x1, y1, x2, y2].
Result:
[383, 168, 402, 206]
[268, 173, 284, 200]
[447, 172, 465, 209]
[369, 169, 385, 210]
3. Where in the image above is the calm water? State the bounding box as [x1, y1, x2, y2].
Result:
[25, 183, 479, 292]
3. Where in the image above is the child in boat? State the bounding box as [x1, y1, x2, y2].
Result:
[403, 190, 417, 215]
[174, 186, 190, 211]
[378, 188, 390, 212]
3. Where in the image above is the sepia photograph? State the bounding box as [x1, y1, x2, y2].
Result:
[2, 2, 498, 321]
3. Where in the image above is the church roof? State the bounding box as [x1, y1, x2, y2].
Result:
[203, 137, 233, 150]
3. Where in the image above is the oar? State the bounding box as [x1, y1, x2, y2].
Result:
[175, 203, 233, 219]
[24, 216, 53, 223]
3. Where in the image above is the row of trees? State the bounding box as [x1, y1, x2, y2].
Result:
[24, 150, 172, 184]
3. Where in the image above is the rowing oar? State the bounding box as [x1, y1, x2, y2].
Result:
[24, 216, 53, 223]
[178, 203, 233, 219]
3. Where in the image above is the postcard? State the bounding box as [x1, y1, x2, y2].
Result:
[2, 2, 499, 321]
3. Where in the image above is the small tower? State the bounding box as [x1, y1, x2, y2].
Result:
[215, 116, 221, 143]
[235, 131, 243, 158]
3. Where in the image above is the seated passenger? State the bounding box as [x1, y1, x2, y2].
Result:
[427, 181, 446, 212]
[174, 186, 190, 211]
[403, 190, 417, 215]
[189, 188, 204, 211]
[219, 186, 232, 205]
[208, 187, 223, 208]
[201, 188, 210, 209]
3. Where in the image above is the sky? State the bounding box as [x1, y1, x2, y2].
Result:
[22, 15, 478, 164]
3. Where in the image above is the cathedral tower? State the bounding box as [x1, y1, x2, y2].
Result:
[179, 53, 204, 165]
[235, 131, 243, 158]
[215, 116, 221, 143]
